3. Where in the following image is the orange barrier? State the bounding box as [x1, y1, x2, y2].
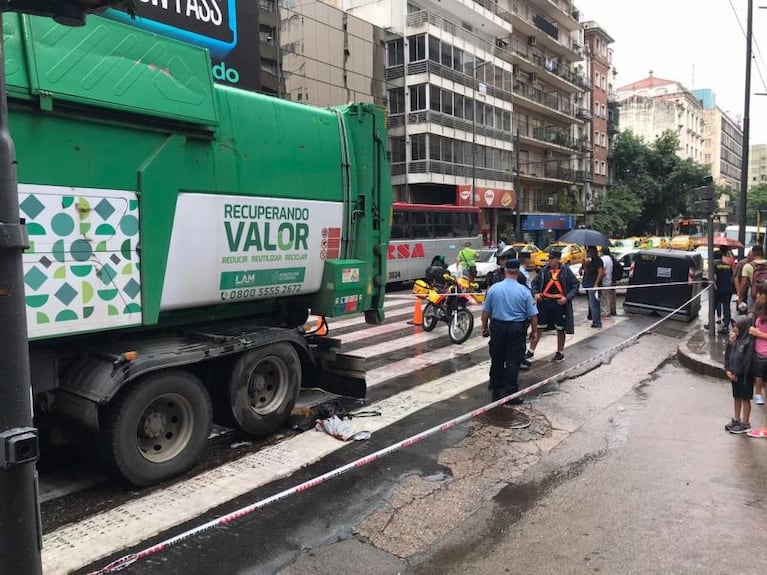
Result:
[407, 298, 423, 326]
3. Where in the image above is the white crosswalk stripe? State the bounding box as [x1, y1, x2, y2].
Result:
[40, 293, 618, 575]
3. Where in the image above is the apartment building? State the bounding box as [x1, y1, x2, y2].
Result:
[616, 74, 705, 162]
[749, 144, 767, 188]
[691, 89, 742, 223]
[345, 0, 587, 245]
[581, 20, 615, 214]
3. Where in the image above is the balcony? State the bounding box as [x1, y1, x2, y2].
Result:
[406, 10, 515, 68]
[532, 125, 572, 148]
[607, 118, 619, 134]
[513, 80, 576, 118]
[391, 160, 513, 182]
[385, 60, 513, 104]
[506, 0, 581, 58]
[575, 107, 592, 120]
[507, 36, 589, 91]
[387, 111, 512, 142]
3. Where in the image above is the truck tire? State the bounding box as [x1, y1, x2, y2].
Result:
[228, 343, 301, 436]
[99, 370, 212, 487]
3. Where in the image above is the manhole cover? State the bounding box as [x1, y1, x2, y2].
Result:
[479, 406, 532, 429]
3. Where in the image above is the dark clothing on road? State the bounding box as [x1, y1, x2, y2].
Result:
[482, 277, 538, 400]
[531, 264, 579, 335]
[489, 320, 528, 399]
[714, 260, 734, 328]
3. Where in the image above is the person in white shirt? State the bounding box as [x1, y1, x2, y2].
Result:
[600, 247, 616, 318]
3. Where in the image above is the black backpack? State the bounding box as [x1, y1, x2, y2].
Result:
[611, 256, 624, 283]
[728, 318, 756, 377]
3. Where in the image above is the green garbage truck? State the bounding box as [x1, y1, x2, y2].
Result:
[8, 14, 391, 486]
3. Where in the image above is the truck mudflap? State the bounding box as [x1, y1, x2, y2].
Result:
[59, 324, 366, 407]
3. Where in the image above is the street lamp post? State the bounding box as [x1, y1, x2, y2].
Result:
[0, 3, 136, 573]
[471, 59, 490, 207]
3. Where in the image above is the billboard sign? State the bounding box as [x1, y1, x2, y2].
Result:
[104, 0, 262, 91]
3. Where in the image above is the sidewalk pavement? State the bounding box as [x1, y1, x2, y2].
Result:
[677, 327, 727, 379]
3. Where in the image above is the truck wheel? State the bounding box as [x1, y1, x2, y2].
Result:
[228, 343, 301, 436]
[99, 370, 212, 487]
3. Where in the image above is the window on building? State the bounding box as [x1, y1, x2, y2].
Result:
[593, 159, 598, 174]
[441, 89, 453, 116]
[429, 135, 441, 160]
[600, 161, 606, 175]
[259, 24, 276, 45]
[388, 88, 405, 114]
[600, 132, 606, 147]
[259, 0, 275, 12]
[387, 39, 404, 67]
[594, 102, 600, 116]
[465, 97, 474, 121]
[454, 94, 465, 119]
[453, 47, 463, 72]
[441, 41, 452, 67]
[410, 84, 427, 111]
[428, 35, 440, 63]
[595, 71, 600, 86]
[411, 133, 426, 161]
[429, 84, 441, 112]
[503, 110, 511, 131]
[390, 136, 405, 163]
[408, 34, 426, 62]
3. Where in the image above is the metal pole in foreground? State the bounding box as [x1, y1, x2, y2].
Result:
[0, 12, 43, 575]
[737, 0, 753, 257]
[514, 128, 521, 241]
[707, 213, 716, 338]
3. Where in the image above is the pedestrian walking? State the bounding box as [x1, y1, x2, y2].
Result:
[583, 246, 605, 328]
[748, 282, 767, 406]
[712, 248, 734, 333]
[528, 249, 579, 362]
[486, 245, 516, 288]
[734, 249, 754, 315]
[600, 247, 616, 319]
[739, 245, 767, 312]
[724, 315, 755, 434]
[481, 259, 539, 403]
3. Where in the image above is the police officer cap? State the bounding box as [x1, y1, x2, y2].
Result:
[519, 251, 531, 261]
[549, 249, 562, 259]
[505, 258, 521, 270]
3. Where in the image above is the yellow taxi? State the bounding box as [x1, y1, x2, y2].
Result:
[670, 235, 695, 251]
[642, 236, 670, 249]
[542, 242, 586, 266]
[510, 243, 548, 270]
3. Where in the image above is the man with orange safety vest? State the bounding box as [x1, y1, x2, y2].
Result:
[528, 249, 579, 363]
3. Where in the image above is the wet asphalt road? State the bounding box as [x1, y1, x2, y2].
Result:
[71, 315, 743, 575]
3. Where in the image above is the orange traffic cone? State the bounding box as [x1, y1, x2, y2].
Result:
[407, 298, 423, 326]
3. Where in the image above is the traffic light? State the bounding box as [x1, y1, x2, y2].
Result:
[693, 177, 716, 216]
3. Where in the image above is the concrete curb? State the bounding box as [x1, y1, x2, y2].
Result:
[676, 330, 726, 380]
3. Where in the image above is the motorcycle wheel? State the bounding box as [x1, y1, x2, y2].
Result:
[448, 308, 474, 344]
[422, 303, 440, 332]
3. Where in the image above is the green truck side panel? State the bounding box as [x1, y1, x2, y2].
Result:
[4, 14, 219, 126]
[9, 14, 391, 339]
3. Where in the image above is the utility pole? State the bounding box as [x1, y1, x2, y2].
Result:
[737, 0, 753, 257]
[0, 11, 42, 574]
[514, 128, 521, 241]
[0, 3, 135, 573]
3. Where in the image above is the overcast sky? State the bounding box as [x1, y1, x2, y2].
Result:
[576, 0, 767, 145]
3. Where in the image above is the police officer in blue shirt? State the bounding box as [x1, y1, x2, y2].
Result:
[481, 259, 539, 403]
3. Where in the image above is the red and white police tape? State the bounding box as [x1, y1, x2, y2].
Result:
[86, 285, 711, 575]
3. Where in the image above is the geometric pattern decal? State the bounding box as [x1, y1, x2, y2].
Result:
[20, 183, 142, 340]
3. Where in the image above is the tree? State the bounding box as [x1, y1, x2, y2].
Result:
[605, 130, 710, 234]
[731, 183, 767, 224]
[591, 184, 642, 237]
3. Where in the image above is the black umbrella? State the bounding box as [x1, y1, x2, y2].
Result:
[557, 229, 612, 247]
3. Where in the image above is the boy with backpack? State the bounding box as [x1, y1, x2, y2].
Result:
[724, 315, 755, 433]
